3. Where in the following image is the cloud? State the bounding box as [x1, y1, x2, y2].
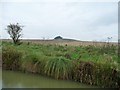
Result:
[1, 2, 118, 42]
[1, 0, 119, 3]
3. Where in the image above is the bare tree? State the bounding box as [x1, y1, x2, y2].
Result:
[6, 23, 23, 44]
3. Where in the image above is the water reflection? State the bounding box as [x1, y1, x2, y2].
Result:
[0, 69, 2, 89]
[2, 70, 97, 88]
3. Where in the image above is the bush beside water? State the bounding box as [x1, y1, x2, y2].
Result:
[2, 46, 22, 70]
[73, 60, 119, 88]
[2, 42, 120, 88]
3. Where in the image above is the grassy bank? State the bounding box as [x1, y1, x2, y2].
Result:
[2, 41, 120, 88]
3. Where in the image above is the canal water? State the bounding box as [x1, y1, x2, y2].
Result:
[0, 69, 1, 89]
[2, 70, 97, 88]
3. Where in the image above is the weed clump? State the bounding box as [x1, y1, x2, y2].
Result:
[2, 46, 22, 70]
[73, 60, 119, 88]
[44, 56, 73, 80]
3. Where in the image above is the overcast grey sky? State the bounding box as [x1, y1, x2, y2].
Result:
[1, 0, 118, 42]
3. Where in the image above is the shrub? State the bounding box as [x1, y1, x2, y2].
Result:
[2, 46, 22, 70]
[21, 52, 48, 74]
[73, 60, 95, 84]
[73, 60, 119, 88]
[21, 53, 39, 73]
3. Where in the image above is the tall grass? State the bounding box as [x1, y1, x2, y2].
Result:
[73, 60, 119, 88]
[44, 56, 73, 80]
[21, 52, 48, 74]
[2, 46, 22, 70]
[2, 41, 120, 88]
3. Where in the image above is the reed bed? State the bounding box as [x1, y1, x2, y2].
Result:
[2, 41, 120, 88]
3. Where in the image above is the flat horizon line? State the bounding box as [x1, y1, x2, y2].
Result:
[1, 38, 118, 43]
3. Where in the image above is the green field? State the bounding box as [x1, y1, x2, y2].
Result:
[2, 41, 120, 88]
